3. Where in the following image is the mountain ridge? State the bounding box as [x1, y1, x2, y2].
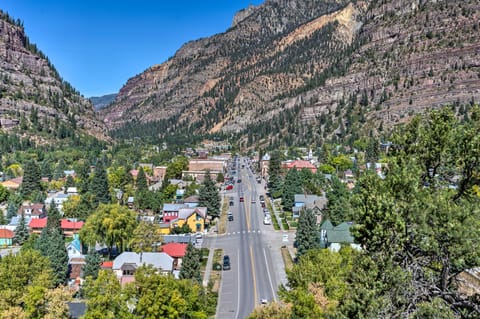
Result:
[100, 0, 479, 147]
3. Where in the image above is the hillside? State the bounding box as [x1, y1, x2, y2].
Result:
[90, 93, 117, 111]
[102, 0, 480, 148]
[0, 11, 108, 143]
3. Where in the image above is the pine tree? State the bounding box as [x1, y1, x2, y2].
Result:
[179, 243, 201, 283]
[136, 166, 148, 192]
[78, 161, 91, 194]
[14, 213, 29, 245]
[35, 202, 68, 286]
[90, 160, 110, 205]
[198, 172, 220, 218]
[6, 199, 19, 221]
[82, 251, 102, 280]
[40, 159, 53, 181]
[282, 168, 302, 209]
[268, 151, 283, 198]
[53, 159, 66, 180]
[21, 159, 42, 198]
[295, 209, 320, 258]
[65, 175, 75, 190]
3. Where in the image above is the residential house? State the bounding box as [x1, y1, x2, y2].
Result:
[319, 220, 361, 252]
[127, 196, 135, 209]
[66, 187, 78, 195]
[153, 166, 167, 182]
[28, 218, 84, 237]
[292, 194, 327, 219]
[161, 234, 196, 244]
[67, 237, 83, 258]
[1, 176, 22, 190]
[0, 229, 14, 247]
[17, 203, 46, 219]
[162, 204, 189, 223]
[161, 243, 188, 270]
[175, 189, 185, 201]
[68, 256, 85, 290]
[112, 252, 174, 285]
[183, 195, 200, 208]
[170, 207, 207, 233]
[282, 160, 317, 173]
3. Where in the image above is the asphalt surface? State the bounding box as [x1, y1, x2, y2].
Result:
[204, 157, 290, 319]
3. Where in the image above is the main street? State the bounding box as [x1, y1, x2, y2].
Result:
[203, 157, 291, 319]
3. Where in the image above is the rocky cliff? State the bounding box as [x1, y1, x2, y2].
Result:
[0, 11, 107, 142]
[102, 0, 480, 147]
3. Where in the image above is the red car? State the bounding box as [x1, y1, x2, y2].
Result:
[239, 197, 244, 202]
[226, 185, 233, 190]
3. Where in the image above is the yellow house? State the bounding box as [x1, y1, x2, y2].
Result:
[170, 207, 207, 233]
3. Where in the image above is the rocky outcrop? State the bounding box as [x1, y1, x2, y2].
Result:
[0, 11, 107, 141]
[102, 0, 480, 145]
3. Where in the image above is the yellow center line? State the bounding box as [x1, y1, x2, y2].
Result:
[250, 246, 258, 307]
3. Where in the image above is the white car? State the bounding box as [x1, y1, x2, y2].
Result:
[260, 298, 268, 305]
[282, 234, 289, 242]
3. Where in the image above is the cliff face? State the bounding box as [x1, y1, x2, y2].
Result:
[0, 11, 107, 142]
[102, 0, 480, 145]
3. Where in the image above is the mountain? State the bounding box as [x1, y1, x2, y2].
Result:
[90, 93, 117, 111]
[0, 11, 108, 143]
[102, 0, 480, 147]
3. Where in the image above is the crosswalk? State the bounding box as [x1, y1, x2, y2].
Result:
[226, 230, 262, 236]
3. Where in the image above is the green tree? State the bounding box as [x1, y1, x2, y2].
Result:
[282, 168, 302, 209]
[40, 159, 53, 181]
[80, 204, 137, 258]
[135, 166, 148, 192]
[20, 159, 42, 198]
[77, 160, 91, 194]
[83, 270, 129, 319]
[13, 213, 29, 245]
[268, 151, 283, 198]
[52, 159, 66, 180]
[82, 251, 102, 280]
[325, 176, 352, 225]
[129, 221, 163, 252]
[90, 160, 110, 205]
[166, 155, 189, 179]
[179, 243, 201, 283]
[295, 209, 319, 258]
[64, 174, 75, 190]
[0, 184, 10, 203]
[198, 172, 220, 218]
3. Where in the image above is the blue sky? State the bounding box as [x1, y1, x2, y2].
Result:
[1, 1, 263, 97]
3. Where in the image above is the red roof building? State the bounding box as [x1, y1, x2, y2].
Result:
[0, 229, 14, 246]
[161, 243, 188, 258]
[161, 243, 188, 270]
[28, 218, 84, 237]
[282, 160, 317, 173]
[101, 261, 113, 269]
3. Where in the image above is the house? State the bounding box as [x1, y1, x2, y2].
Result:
[1, 176, 22, 190]
[170, 207, 207, 233]
[153, 166, 167, 182]
[64, 170, 76, 177]
[0, 229, 14, 246]
[183, 195, 200, 208]
[175, 189, 185, 200]
[68, 256, 86, 289]
[161, 234, 196, 244]
[67, 237, 83, 258]
[127, 196, 135, 209]
[17, 203, 46, 219]
[162, 204, 189, 223]
[28, 218, 84, 237]
[282, 160, 317, 173]
[112, 252, 174, 285]
[66, 187, 78, 194]
[292, 194, 327, 219]
[161, 243, 188, 270]
[319, 220, 361, 252]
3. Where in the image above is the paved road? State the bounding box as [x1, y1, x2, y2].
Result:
[204, 157, 291, 319]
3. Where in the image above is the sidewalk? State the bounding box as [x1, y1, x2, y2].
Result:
[202, 247, 215, 287]
[269, 197, 284, 231]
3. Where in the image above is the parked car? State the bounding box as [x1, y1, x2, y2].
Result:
[228, 212, 234, 221]
[239, 197, 244, 202]
[223, 255, 231, 270]
[226, 185, 233, 190]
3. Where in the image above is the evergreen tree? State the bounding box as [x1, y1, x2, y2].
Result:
[65, 174, 75, 190]
[325, 176, 353, 225]
[365, 137, 379, 164]
[268, 151, 283, 198]
[40, 159, 53, 180]
[53, 159, 66, 180]
[46, 201, 61, 231]
[135, 166, 148, 192]
[0, 209, 6, 225]
[13, 213, 29, 245]
[6, 199, 19, 221]
[90, 160, 110, 205]
[78, 161, 91, 194]
[282, 168, 302, 209]
[179, 243, 201, 283]
[82, 251, 102, 280]
[295, 209, 319, 258]
[198, 172, 220, 218]
[20, 159, 42, 198]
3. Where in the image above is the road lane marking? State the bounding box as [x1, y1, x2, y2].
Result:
[235, 248, 241, 319]
[250, 246, 258, 307]
[263, 248, 277, 302]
